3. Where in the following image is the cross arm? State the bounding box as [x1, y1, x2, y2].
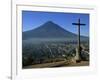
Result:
[72, 23, 86, 26]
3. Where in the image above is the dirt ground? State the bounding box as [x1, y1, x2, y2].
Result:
[23, 60, 89, 69]
[64, 61, 89, 67]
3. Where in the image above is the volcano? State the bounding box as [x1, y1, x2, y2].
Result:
[23, 21, 88, 40]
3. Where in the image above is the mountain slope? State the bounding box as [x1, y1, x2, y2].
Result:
[23, 21, 83, 40]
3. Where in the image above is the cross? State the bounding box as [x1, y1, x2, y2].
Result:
[72, 19, 86, 61]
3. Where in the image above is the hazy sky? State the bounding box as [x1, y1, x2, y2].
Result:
[22, 11, 89, 37]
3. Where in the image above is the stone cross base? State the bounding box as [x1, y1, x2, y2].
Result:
[71, 48, 81, 63]
[75, 48, 80, 61]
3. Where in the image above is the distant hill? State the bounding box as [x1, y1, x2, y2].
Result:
[22, 21, 88, 40]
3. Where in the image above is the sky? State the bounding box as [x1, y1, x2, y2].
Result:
[22, 11, 89, 37]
